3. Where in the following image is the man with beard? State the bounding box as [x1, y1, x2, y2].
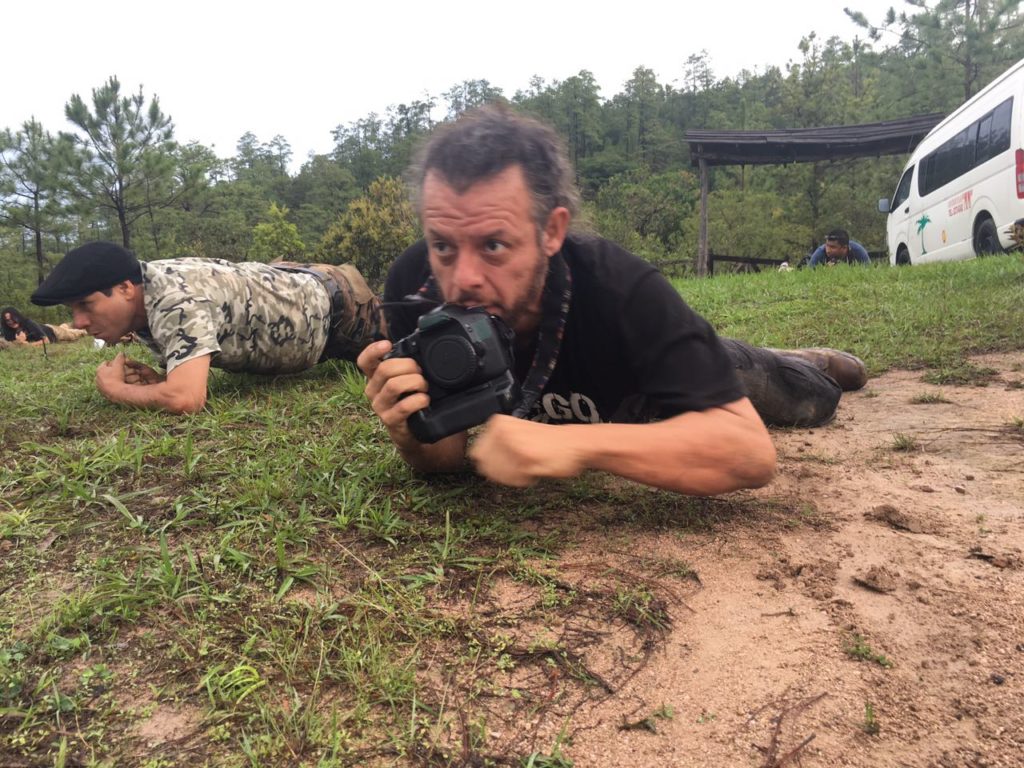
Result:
[358, 105, 866, 496]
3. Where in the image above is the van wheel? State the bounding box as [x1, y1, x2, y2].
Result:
[974, 218, 1002, 256]
[896, 245, 910, 265]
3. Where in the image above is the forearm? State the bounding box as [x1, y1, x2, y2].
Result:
[97, 379, 206, 414]
[547, 408, 775, 495]
[396, 432, 468, 473]
[581, 421, 770, 493]
[96, 355, 209, 415]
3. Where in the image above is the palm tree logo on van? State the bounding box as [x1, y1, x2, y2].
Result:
[916, 214, 931, 254]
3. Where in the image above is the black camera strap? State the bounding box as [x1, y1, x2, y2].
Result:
[512, 251, 572, 418]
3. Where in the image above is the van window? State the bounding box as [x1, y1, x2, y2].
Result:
[976, 98, 1013, 164]
[921, 128, 972, 194]
[976, 113, 993, 160]
[918, 96, 1014, 196]
[892, 166, 914, 209]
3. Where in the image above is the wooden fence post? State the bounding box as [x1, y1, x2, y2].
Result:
[697, 155, 709, 277]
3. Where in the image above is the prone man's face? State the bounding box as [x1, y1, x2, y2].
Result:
[824, 240, 849, 260]
[420, 165, 567, 337]
[67, 284, 138, 344]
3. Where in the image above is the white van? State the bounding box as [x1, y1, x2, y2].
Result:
[880, 57, 1024, 265]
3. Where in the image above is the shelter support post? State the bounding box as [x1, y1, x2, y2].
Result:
[697, 156, 709, 277]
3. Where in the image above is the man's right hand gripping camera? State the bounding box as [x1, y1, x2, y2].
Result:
[383, 304, 519, 444]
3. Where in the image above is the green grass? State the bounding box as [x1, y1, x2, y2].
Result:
[909, 391, 953, 404]
[844, 634, 894, 668]
[1, 253, 1022, 764]
[675, 254, 1024, 374]
[863, 701, 880, 735]
[922, 363, 999, 386]
[890, 433, 920, 452]
[0, 344, 754, 765]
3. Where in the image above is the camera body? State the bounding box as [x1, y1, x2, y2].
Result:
[384, 304, 519, 443]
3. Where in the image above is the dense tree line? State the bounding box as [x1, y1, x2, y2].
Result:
[2, 1, 1022, 286]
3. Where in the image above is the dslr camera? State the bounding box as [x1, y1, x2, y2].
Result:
[384, 304, 519, 443]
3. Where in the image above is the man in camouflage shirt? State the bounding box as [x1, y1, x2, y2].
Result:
[30, 241, 382, 414]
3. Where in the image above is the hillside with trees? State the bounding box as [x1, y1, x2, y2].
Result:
[2, 1, 1022, 289]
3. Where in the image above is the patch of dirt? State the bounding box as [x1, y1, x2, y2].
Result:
[534, 351, 1024, 767]
[134, 703, 203, 747]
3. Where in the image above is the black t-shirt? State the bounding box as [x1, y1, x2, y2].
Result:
[384, 235, 744, 425]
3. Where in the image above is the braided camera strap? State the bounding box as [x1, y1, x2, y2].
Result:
[511, 252, 572, 418]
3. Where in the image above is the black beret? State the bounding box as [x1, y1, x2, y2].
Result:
[31, 241, 142, 306]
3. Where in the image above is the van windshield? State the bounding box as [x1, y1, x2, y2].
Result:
[892, 166, 914, 210]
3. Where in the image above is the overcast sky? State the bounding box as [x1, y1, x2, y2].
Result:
[6, 0, 904, 170]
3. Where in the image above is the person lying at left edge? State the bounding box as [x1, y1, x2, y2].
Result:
[1, 306, 82, 346]
[30, 241, 382, 414]
[358, 105, 777, 497]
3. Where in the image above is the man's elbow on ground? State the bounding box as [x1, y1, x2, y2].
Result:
[737, 434, 777, 489]
[165, 391, 207, 415]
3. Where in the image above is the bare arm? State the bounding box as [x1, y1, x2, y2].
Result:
[95, 352, 210, 414]
[357, 339, 468, 473]
[469, 397, 776, 496]
[11, 332, 44, 347]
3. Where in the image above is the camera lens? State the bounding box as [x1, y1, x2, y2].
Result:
[423, 336, 478, 387]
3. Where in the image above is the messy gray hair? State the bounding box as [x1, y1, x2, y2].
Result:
[408, 104, 581, 237]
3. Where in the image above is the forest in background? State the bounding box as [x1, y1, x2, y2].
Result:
[2, 1, 1023, 290]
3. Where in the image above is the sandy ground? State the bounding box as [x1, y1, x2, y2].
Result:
[522, 351, 1024, 768]
[14, 347, 1018, 766]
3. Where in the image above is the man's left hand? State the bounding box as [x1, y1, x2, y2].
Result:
[469, 415, 584, 487]
[123, 358, 164, 385]
[95, 352, 128, 400]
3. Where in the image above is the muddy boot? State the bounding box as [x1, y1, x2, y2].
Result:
[721, 339, 843, 427]
[768, 347, 868, 392]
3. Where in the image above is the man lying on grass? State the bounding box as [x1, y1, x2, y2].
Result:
[29, 242, 383, 414]
[2, 306, 87, 346]
[358, 105, 867, 496]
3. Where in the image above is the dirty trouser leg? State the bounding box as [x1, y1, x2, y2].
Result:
[720, 338, 842, 427]
[46, 323, 87, 342]
[305, 263, 385, 361]
[270, 261, 384, 362]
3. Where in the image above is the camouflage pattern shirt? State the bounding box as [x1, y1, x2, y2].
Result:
[136, 259, 331, 374]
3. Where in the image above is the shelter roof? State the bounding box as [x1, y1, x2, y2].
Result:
[686, 113, 945, 166]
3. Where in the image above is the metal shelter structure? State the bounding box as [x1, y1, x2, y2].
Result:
[685, 113, 945, 274]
